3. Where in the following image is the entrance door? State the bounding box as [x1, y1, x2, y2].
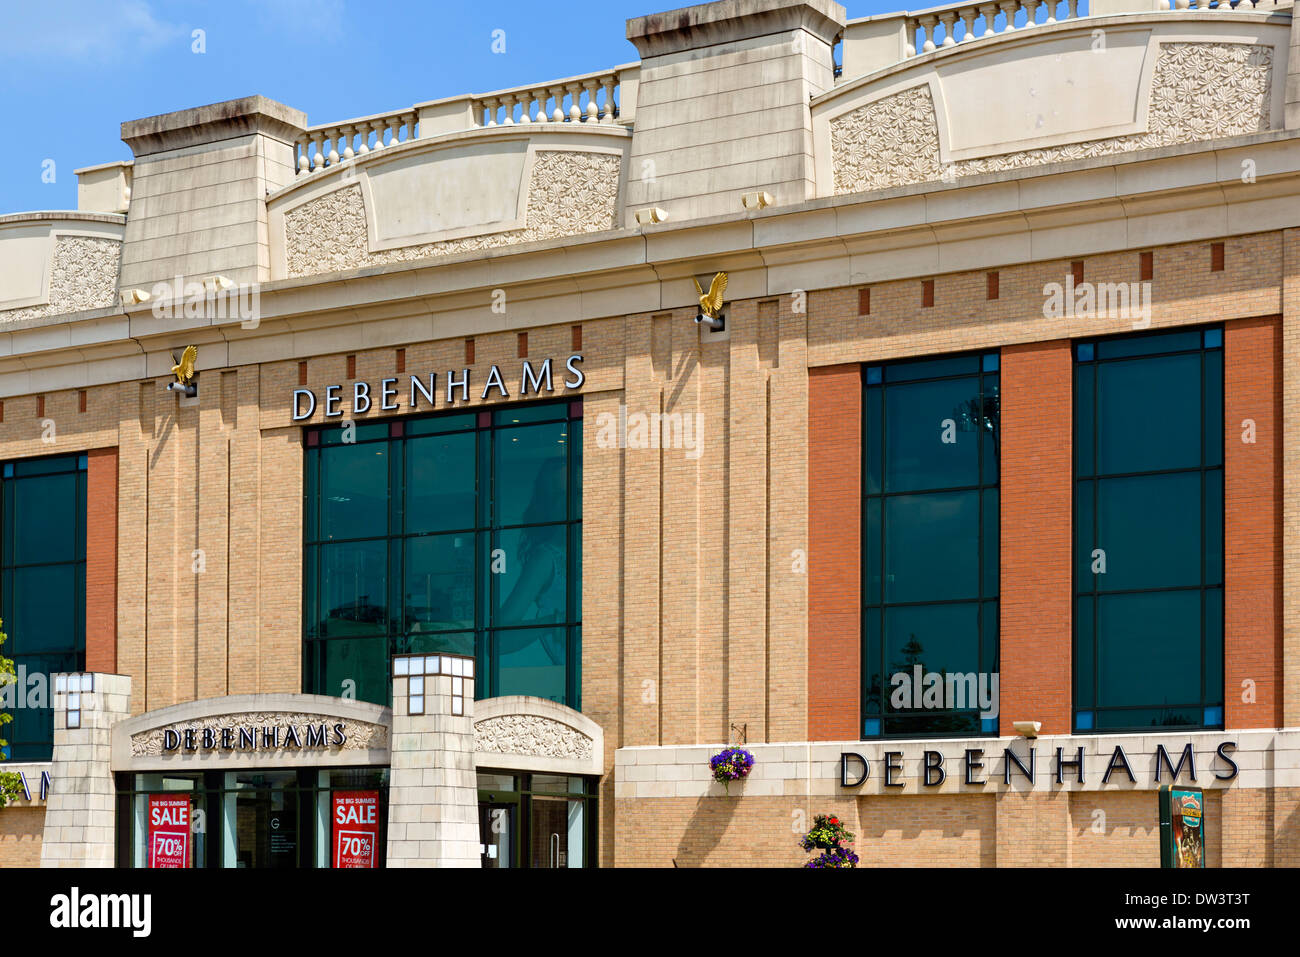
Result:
[229, 771, 300, 868]
[477, 771, 593, 868]
[529, 796, 571, 868]
[478, 803, 515, 868]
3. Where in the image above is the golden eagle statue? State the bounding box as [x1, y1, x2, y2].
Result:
[693, 272, 728, 321]
[171, 345, 197, 386]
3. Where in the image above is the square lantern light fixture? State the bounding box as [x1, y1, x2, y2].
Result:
[55, 673, 94, 729]
[393, 654, 475, 716]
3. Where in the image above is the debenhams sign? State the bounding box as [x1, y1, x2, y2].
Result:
[837, 741, 1240, 788]
[163, 723, 347, 752]
[292, 353, 585, 420]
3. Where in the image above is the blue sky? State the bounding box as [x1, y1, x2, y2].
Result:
[0, 0, 904, 214]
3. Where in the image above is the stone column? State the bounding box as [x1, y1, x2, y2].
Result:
[40, 672, 131, 867]
[385, 653, 480, 867]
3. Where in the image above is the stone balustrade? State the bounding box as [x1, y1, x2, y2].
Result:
[293, 64, 637, 175]
[842, 0, 1289, 68]
[295, 108, 419, 174]
[467, 65, 630, 128]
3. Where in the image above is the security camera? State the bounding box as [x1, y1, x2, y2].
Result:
[695, 312, 725, 332]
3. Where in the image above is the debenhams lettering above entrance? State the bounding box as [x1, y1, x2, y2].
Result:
[164, 722, 348, 752]
[292, 353, 585, 420]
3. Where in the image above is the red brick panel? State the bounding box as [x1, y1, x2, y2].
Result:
[1224, 316, 1281, 729]
[999, 341, 1073, 735]
[85, 447, 118, 673]
[808, 365, 861, 741]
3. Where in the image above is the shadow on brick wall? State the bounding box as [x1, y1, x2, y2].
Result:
[672, 795, 740, 867]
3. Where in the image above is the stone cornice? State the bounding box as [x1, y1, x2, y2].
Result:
[2, 128, 1299, 396]
[627, 0, 847, 57]
[0, 211, 126, 227]
[121, 95, 308, 156]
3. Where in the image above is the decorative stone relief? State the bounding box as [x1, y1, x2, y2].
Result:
[0, 235, 121, 324]
[284, 150, 621, 279]
[474, 714, 593, 762]
[130, 711, 389, 756]
[831, 43, 1273, 194]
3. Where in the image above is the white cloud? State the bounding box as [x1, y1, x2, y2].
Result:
[0, 0, 185, 61]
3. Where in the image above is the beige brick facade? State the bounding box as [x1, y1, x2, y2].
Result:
[1, 227, 1298, 866]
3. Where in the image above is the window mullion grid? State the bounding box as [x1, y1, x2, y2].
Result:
[1090, 359, 1100, 727]
[863, 360, 998, 739]
[976, 365, 985, 695]
[1081, 332, 1222, 731]
[388, 435, 402, 674]
[1199, 348, 1207, 720]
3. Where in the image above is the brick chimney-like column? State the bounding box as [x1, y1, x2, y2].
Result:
[623, 0, 846, 225]
[118, 96, 306, 296]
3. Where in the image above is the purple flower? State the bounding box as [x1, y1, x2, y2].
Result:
[709, 747, 755, 791]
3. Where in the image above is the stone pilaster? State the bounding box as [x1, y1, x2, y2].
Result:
[1282, 228, 1300, 728]
[39, 672, 131, 868]
[1287, 10, 1300, 130]
[385, 653, 480, 867]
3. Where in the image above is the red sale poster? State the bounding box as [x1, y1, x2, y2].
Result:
[333, 791, 380, 868]
[148, 795, 191, 868]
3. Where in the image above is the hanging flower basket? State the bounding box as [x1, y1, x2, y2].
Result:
[709, 746, 754, 793]
[800, 814, 859, 868]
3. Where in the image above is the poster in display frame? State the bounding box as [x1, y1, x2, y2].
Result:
[332, 790, 380, 869]
[1159, 785, 1206, 868]
[148, 794, 191, 869]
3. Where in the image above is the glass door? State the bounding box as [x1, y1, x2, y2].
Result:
[477, 771, 518, 868]
[477, 770, 594, 868]
[529, 796, 570, 868]
[225, 770, 300, 868]
[479, 803, 515, 868]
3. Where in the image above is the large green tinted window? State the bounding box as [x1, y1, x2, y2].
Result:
[303, 402, 582, 710]
[1074, 327, 1223, 732]
[1, 453, 87, 761]
[862, 353, 999, 737]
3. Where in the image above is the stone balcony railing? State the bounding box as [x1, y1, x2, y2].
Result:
[294, 64, 638, 175]
[840, 0, 1294, 79]
[296, 108, 420, 173]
